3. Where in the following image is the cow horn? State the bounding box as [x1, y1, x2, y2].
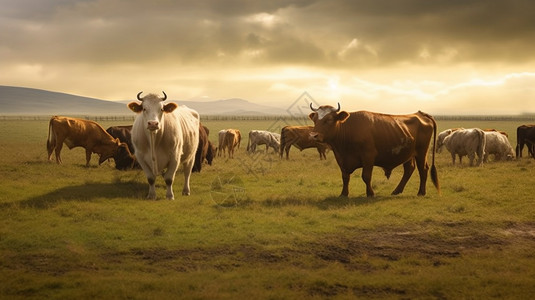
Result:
[336, 102, 341, 112]
[161, 91, 167, 101]
[310, 102, 318, 112]
[137, 91, 144, 101]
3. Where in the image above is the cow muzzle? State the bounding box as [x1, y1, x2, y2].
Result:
[147, 121, 159, 131]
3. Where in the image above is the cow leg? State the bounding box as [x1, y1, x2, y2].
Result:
[340, 171, 351, 197]
[285, 146, 290, 160]
[163, 161, 179, 200]
[361, 165, 375, 197]
[85, 149, 92, 167]
[392, 159, 416, 195]
[47, 140, 55, 162]
[468, 153, 475, 166]
[54, 142, 64, 164]
[415, 158, 430, 196]
[450, 152, 456, 165]
[136, 158, 158, 199]
[181, 160, 195, 196]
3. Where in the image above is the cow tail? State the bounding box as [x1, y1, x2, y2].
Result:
[47, 116, 56, 152]
[429, 115, 440, 193]
[279, 128, 286, 158]
[478, 129, 486, 166]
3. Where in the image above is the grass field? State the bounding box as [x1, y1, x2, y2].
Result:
[1, 116, 535, 299]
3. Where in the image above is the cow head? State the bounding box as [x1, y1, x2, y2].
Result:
[308, 103, 349, 142]
[97, 138, 123, 165]
[128, 91, 177, 131]
[113, 142, 137, 170]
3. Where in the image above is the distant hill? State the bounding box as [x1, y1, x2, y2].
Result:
[0, 86, 285, 116]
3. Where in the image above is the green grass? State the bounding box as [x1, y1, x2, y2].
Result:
[1, 118, 535, 299]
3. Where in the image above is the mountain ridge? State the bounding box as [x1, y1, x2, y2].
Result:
[0, 86, 285, 116]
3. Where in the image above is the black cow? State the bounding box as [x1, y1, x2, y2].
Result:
[516, 125, 535, 158]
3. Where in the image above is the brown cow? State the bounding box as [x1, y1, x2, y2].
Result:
[47, 116, 129, 167]
[280, 125, 328, 160]
[218, 129, 241, 158]
[309, 103, 439, 197]
[193, 124, 215, 172]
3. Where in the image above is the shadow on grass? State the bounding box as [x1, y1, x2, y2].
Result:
[262, 194, 393, 210]
[316, 195, 392, 209]
[4, 180, 146, 209]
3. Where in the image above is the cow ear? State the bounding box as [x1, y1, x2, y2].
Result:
[308, 112, 317, 121]
[128, 102, 143, 113]
[163, 102, 178, 113]
[336, 111, 350, 123]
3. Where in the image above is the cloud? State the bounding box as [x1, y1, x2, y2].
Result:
[1, 0, 535, 114]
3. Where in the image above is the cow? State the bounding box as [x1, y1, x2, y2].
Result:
[442, 128, 486, 166]
[128, 91, 200, 199]
[47, 116, 130, 167]
[193, 124, 214, 173]
[435, 128, 462, 153]
[483, 131, 515, 162]
[280, 125, 329, 160]
[218, 129, 241, 158]
[309, 103, 439, 197]
[247, 130, 281, 153]
[106, 125, 134, 153]
[106, 125, 138, 170]
[516, 125, 535, 158]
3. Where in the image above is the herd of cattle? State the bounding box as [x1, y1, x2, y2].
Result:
[45, 92, 535, 198]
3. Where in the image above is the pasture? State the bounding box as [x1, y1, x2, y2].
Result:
[1, 116, 535, 299]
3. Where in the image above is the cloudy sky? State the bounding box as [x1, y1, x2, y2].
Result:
[2, 0, 535, 114]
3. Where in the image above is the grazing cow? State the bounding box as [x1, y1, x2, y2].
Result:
[247, 130, 281, 153]
[442, 128, 486, 166]
[435, 128, 462, 153]
[106, 125, 138, 170]
[128, 92, 200, 199]
[47, 116, 129, 167]
[309, 104, 439, 197]
[193, 124, 214, 173]
[106, 125, 134, 153]
[516, 125, 535, 158]
[218, 129, 241, 158]
[280, 125, 329, 160]
[483, 131, 515, 162]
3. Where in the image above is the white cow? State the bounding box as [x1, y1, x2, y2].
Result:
[483, 131, 515, 162]
[442, 128, 486, 166]
[436, 128, 462, 153]
[217, 129, 228, 157]
[247, 130, 281, 153]
[128, 92, 200, 199]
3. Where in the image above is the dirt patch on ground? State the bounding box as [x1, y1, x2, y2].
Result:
[6, 221, 535, 298]
[99, 221, 534, 274]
